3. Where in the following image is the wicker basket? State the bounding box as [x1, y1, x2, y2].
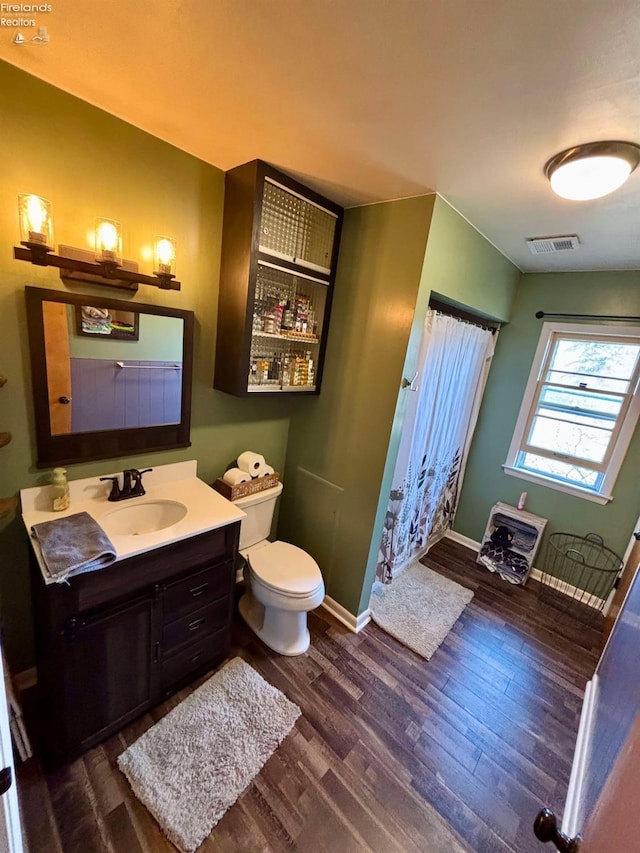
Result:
[212, 472, 280, 501]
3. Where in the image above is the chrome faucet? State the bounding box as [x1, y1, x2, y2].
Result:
[100, 468, 153, 501]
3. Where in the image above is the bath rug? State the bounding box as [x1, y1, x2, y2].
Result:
[117, 657, 300, 853]
[370, 561, 473, 659]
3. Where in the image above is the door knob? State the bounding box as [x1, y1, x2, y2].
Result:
[534, 808, 581, 852]
[58, 396, 72, 404]
[0, 766, 12, 795]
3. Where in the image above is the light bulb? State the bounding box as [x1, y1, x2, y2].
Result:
[18, 193, 53, 249]
[95, 218, 122, 264]
[27, 195, 44, 232]
[154, 236, 176, 276]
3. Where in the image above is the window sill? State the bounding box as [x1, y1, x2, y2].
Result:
[502, 465, 613, 505]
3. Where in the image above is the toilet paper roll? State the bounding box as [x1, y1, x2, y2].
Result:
[237, 451, 267, 478]
[259, 465, 275, 477]
[222, 467, 251, 486]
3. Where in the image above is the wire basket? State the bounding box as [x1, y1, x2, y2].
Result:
[538, 532, 622, 628]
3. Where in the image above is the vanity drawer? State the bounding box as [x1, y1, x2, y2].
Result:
[161, 627, 228, 690]
[162, 597, 230, 654]
[163, 560, 234, 621]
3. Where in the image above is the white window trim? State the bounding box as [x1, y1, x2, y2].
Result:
[504, 322, 640, 505]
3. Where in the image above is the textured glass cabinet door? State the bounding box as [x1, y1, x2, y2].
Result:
[260, 178, 338, 275]
[248, 262, 327, 392]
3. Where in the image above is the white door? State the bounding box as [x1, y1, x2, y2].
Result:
[534, 559, 640, 852]
[0, 649, 23, 853]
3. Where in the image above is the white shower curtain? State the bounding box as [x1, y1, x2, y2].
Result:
[375, 309, 494, 584]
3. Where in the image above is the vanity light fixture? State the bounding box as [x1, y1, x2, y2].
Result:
[154, 236, 177, 279]
[545, 140, 640, 201]
[14, 194, 181, 291]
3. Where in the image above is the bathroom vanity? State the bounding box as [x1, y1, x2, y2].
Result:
[21, 462, 245, 767]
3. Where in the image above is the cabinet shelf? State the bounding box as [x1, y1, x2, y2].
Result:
[248, 383, 316, 393]
[214, 160, 343, 397]
[258, 246, 332, 277]
[252, 331, 320, 344]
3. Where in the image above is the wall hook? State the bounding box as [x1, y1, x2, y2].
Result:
[401, 371, 418, 391]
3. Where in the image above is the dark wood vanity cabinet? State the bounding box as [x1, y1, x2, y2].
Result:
[30, 523, 239, 767]
[214, 159, 343, 396]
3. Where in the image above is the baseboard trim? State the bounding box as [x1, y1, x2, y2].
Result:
[14, 667, 37, 692]
[529, 568, 604, 610]
[320, 595, 371, 633]
[445, 529, 481, 551]
[445, 530, 603, 610]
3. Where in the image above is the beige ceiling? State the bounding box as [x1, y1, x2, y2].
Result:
[2, 0, 640, 273]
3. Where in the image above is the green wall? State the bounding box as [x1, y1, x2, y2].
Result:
[278, 196, 436, 614]
[278, 195, 520, 617]
[358, 196, 521, 612]
[455, 271, 640, 566]
[0, 62, 292, 671]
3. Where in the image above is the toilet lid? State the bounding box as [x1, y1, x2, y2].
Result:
[248, 540, 323, 596]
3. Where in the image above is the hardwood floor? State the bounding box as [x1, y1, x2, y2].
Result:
[17, 538, 601, 852]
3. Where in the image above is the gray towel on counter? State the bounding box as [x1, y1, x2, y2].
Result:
[31, 511, 117, 583]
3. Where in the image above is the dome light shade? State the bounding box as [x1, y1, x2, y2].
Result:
[545, 141, 640, 201]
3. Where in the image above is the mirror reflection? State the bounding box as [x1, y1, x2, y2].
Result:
[25, 287, 194, 468]
[42, 302, 185, 435]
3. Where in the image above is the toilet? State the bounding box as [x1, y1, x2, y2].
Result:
[235, 482, 325, 656]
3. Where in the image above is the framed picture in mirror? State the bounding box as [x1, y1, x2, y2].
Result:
[75, 305, 140, 341]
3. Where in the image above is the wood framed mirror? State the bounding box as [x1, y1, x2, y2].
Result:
[25, 287, 194, 467]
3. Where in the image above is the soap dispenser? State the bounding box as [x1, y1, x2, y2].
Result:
[51, 467, 70, 512]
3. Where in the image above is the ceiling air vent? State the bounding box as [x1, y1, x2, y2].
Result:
[526, 235, 580, 255]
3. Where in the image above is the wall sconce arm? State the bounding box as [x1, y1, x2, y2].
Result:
[13, 245, 181, 292]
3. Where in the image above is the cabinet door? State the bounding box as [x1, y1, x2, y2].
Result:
[62, 594, 157, 751]
[260, 178, 338, 274]
[248, 262, 328, 393]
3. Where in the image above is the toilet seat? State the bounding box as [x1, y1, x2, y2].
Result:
[247, 540, 323, 597]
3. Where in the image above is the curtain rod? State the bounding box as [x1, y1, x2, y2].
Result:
[536, 311, 640, 321]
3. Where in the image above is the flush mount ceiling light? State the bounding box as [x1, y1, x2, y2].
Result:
[545, 141, 640, 201]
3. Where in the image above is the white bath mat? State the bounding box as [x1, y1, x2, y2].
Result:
[370, 561, 473, 659]
[117, 657, 301, 853]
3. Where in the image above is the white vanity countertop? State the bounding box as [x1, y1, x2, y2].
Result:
[21, 461, 246, 584]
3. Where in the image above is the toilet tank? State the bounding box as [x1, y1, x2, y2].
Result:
[234, 482, 283, 550]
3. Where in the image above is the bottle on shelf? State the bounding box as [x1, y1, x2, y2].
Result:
[282, 355, 291, 386]
[281, 300, 294, 331]
[306, 351, 315, 386]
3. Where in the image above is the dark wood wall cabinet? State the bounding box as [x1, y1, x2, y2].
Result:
[214, 160, 344, 396]
[30, 523, 239, 767]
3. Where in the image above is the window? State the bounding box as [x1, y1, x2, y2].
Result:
[504, 323, 640, 504]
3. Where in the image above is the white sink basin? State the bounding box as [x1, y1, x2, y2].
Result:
[102, 499, 188, 537]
